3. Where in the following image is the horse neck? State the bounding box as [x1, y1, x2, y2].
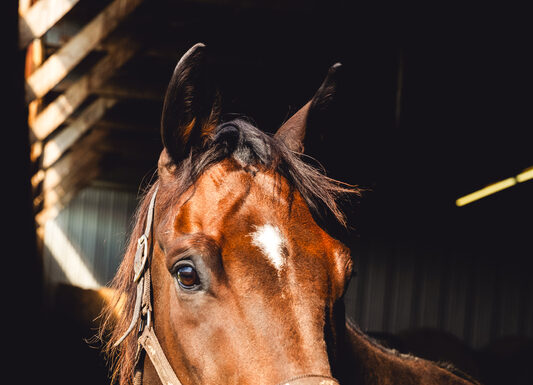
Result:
[339, 319, 477, 385]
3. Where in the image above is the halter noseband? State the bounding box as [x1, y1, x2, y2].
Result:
[114, 186, 339, 385]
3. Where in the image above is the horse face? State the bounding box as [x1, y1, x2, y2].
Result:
[149, 43, 353, 385]
[152, 158, 352, 384]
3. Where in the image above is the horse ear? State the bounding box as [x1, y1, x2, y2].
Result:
[160, 43, 221, 164]
[275, 63, 342, 153]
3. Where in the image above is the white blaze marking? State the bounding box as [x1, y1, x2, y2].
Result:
[251, 224, 286, 271]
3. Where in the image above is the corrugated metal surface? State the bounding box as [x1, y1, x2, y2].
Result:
[43, 185, 532, 349]
[344, 237, 533, 349]
[43, 185, 138, 290]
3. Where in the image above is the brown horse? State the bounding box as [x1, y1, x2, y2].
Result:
[101, 43, 480, 385]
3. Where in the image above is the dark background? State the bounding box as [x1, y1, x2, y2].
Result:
[134, 1, 533, 259]
[6, 1, 532, 384]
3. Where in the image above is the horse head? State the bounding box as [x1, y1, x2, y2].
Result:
[105, 43, 358, 385]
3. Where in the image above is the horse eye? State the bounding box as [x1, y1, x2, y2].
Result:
[175, 265, 200, 290]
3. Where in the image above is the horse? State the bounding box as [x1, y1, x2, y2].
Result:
[100, 43, 481, 385]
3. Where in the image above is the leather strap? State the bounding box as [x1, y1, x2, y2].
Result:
[138, 327, 183, 385]
[114, 186, 159, 347]
[113, 186, 184, 385]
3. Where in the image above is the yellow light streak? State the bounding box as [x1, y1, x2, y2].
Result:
[516, 167, 533, 183]
[456, 178, 516, 206]
[456, 166, 533, 206]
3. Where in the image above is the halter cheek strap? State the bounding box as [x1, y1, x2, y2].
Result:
[114, 186, 184, 385]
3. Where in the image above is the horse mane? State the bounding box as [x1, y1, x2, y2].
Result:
[345, 317, 480, 384]
[99, 117, 360, 385]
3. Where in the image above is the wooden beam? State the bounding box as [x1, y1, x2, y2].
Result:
[33, 151, 100, 210]
[35, 166, 100, 226]
[25, 0, 143, 103]
[22, 0, 45, 156]
[25, 38, 44, 127]
[30, 41, 138, 141]
[94, 129, 160, 158]
[83, 80, 163, 101]
[33, 119, 158, 192]
[25, 37, 45, 163]
[19, 0, 81, 49]
[51, 74, 165, 101]
[31, 169, 45, 192]
[32, 127, 104, 194]
[41, 156, 100, 210]
[35, 129, 105, 220]
[43, 151, 100, 195]
[41, 97, 117, 169]
[39, 131, 105, 193]
[89, 119, 158, 133]
[18, 0, 33, 16]
[31, 139, 98, 195]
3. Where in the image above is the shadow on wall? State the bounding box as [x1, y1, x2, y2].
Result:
[42, 284, 111, 385]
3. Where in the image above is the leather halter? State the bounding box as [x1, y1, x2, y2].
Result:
[114, 185, 340, 385]
[113, 185, 183, 385]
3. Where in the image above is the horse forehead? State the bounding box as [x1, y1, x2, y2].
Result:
[171, 160, 332, 246]
[183, 161, 292, 221]
[168, 161, 345, 273]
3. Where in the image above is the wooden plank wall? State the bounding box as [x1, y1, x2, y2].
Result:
[22, 0, 146, 242]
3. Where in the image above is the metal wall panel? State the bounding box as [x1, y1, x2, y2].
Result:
[344, 239, 533, 349]
[43, 185, 138, 291]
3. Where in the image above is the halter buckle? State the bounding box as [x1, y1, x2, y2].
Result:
[145, 308, 152, 330]
[138, 305, 152, 335]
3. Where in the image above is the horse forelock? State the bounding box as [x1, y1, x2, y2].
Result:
[160, 117, 360, 227]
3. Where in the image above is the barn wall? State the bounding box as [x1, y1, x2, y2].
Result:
[43, 184, 138, 290]
[42, 184, 532, 350]
[344, 237, 533, 349]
